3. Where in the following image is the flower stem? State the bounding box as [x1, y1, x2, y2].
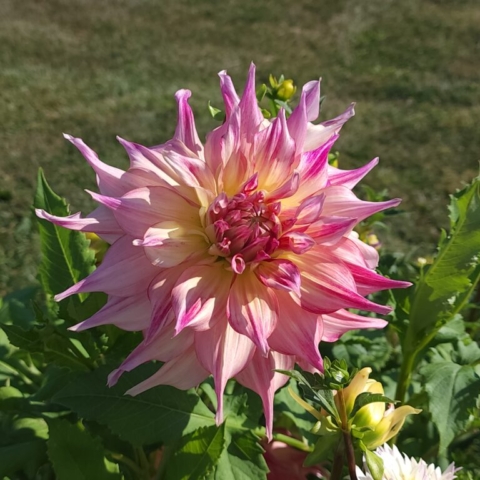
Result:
[337, 389, 358, 480]
[395, 348, 416, 405]
[271, 432, 313, 453]
[330, 441, 344, 480]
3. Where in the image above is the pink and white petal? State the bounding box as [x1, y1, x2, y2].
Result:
[306, 216, 357, 246]
[303, 103, 355, 152]
[195, 319, 256, 424]
[255, 110, 296, 191]
[265, 172, 299, 202]
[302, 79, 321, 122]
[295, 194, 325, 225]
[64, 134, 130, 197]
[172, 264, 234, 334]
[89, 186, 201, 238]
[327, 157, 379, 190]
[35, 205, 122, 240]
[268, 292, 324, 371]
[143, 231, 209, 268]
[239, 63, 264, 143]
[286, 91, 307, 155]
[330, 235, 379, 269]
[236, 351, 294, 440]
[174, 89, 204, 157]
[69, 293, 151, 332]
[219, 70, 240, 117]
[321, 186, 401, 222]
[293, 250, 392, 315]
[55, 236, 158, 301]
[107, 322, 194, 387]
[126, 347, 209, 395]
[348, 264, 412, 295]
[227, 271, 279, 356]
[255, 259, 301, 296]
[322, 309, 388, 342]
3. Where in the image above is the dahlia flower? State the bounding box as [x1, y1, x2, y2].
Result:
[356, 444, 458, 480]
[36, 64, 410, 437]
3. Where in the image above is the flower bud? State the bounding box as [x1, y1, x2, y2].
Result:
[276, 79, 296, 101]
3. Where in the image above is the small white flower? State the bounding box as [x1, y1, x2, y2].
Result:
[356, 444, 459, 480]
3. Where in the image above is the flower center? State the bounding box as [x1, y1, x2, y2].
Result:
[205, 190, 281, 273]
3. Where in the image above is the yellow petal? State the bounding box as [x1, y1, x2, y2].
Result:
[342, 367, 372, 416]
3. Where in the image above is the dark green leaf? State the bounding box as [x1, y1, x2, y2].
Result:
[47, 419, 121, 480]
[208, 431, 268, 480]
[0, 286, 40, 329]
[304, 433, 340, 466]
[33, 169, 95, 311]
[164, 423, 225, 480]
[350, 392, 395, 419]
[53, 365, 215, 445]
[405, 178, 480, 355]
[421, 360, 480, 454]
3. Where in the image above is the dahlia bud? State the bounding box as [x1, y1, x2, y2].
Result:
[276, 79, 296, 101]
[341, 368, 421, 449]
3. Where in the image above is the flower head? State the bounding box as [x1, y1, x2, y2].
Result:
[36, 64, 410, 438]
[356, 444, 459, 480]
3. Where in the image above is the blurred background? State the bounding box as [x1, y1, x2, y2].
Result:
[1, 0, 479, 296]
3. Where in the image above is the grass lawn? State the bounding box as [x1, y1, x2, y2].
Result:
[1, 0, 479, 295]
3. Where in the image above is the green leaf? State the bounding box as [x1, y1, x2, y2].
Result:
[0, 286, 40, 329]
[363, 448, 384, 480]
[0, 417, 48, 478]
[33, 169, 95, 310]
[165, 423, 225, 480]
[208, 431, 268, 480]
[47, 419, 121, 480]
[421, 360, 480, 454]
[53, 365, 215, 445]
[350, 392, 395, 419]
[405, 178, 480, 354]
[274, 381, 316, 438]
[207, 101, 225, 121]
[304, 433, 340, 466]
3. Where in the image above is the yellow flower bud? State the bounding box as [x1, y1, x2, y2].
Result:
[276, 79, 296, 101]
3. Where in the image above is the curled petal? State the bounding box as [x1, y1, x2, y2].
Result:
[126, 347, 209, 395]
[89, 186, 201, 238]
[107, 322, 194, 387]
[236, 351, 294, 440]
[227, 271, 278, 356]
[322, 309, 388, 342]
[172, 264, 233, 334]
[195, 319, 256, 424]
[348, 264, 411, 295]
[306, 217, 357, 246]
[219, 70, 240, 117]
[239, 63, 264, 142]
[69, 293, 151, 332]
[268, 292, 324, 371]
[328, 157, 378, 190]
[174, 89, 203, 157]
[255, 259, 301, 296]
[35, 205, 122, 240]
[321, 186, 401, 222]
[55, 236, 158, 301]
[304, 103, 355, 152]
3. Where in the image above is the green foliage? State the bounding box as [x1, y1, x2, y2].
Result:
[421, 360, 480, 455]
[33, 169, 96, 313]
[47, 419, 121, 480]
[403, 177, 480, 355]
[53, 365, 216, 446]
[164, 424, 225, 480]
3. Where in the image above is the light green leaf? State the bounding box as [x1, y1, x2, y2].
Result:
[350, 392, 395, 419]
[208, 431, 268, 480]
[363, 448, 384, 480]
[405, 178, 480, 355]
[421, 361, 480, 454]
[165, 423, 225, 480]
[33, 169, 95, 309]
[47, 419, 121, 480]
[53, 365, 215, 445]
